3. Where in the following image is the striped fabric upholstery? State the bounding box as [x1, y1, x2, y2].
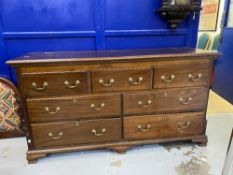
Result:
[0, 81, 21, 132]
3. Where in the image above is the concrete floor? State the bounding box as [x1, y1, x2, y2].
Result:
[0, 114, 233, 175]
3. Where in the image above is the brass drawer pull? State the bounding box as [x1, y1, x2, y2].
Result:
[32, 82, 48, 91]
[99, 78, 114, 87]
[188, 73, 202, 82]
[138, 124, 151, 132]
[90, 103, 105, 111]
[64, 80, 80, 89]
[161, 75, 175, 83]
[92, 128, 106, 136]
[161, 117, 167, 121]
[128, 77, 143, 85]
[138, 100, 152, 108]
[45, 107, 60, 114]
[179, 97, 192, 105]
[177, 121, 191, 129]
[48, 131, 63, 140]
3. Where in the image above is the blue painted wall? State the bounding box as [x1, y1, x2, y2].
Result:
[0, 0, 201, 81]
[212, 28, 233, 104]
[212, 0, 233, 104]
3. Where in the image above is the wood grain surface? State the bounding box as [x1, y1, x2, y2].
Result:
[6, 48, 220, 163]
[92, 68, 152, 92]
[31, 118, 122, 148]
[154, 61, 210, 88]
[21, 71, 89, 97]
[27, 94, 121, 122]
[124, 112, 204, 140]
[123, 87, 208, 115]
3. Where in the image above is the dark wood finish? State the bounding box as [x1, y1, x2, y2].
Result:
[6, 48, 220, 163]
[31, 118, 122, 148]
[27, 152, 47, 164]
[27, 94, 121, 122]
[21, 71, 89, 97]
[7, 48, 221, 67]
[124, 112, 204, 140]
[0, 130, 24, 138]
[91, 68, 152, 92]
[123, 87, 208, 115]
[26, 134, 208, 163]
[191, 135, 208, 146]
[154, 61, 210, 88]
[110, 146, 134, 153]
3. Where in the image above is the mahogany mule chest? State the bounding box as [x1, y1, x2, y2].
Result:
[7, 48, 220, 163]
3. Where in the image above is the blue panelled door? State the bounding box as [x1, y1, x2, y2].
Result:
[0, 0, 201, 81]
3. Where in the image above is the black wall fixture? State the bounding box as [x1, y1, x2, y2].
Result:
[156, 0, 201, 31]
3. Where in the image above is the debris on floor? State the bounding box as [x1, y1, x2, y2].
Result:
[175, 157, 211, 175]
[110, 160, 122, 168]
[162, 142, 211, 175]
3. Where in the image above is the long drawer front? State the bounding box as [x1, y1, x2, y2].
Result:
[124, 112, 204, 140]
[123, 87, 208, 115]
[31, 118, 122, 148]
[27, 94, 121, 122]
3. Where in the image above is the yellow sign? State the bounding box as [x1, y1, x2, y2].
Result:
[199, 0, 220, 31]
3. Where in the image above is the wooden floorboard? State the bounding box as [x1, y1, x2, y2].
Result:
[207, 90, 233, 114]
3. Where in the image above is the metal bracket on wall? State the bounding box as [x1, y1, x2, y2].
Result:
[155, 0, 201, 31]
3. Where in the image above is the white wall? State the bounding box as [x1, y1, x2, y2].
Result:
[227, 0, 233, 27]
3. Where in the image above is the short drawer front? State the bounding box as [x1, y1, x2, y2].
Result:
[31, 118, 122, 148]
[154, 62, 210, 88]
[123, 87, 208, 115]
[27, 94, 121, 122]
[124, 112, 204, 140]
[91, 68, 152, 92]
[21, 71, 89, 97]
